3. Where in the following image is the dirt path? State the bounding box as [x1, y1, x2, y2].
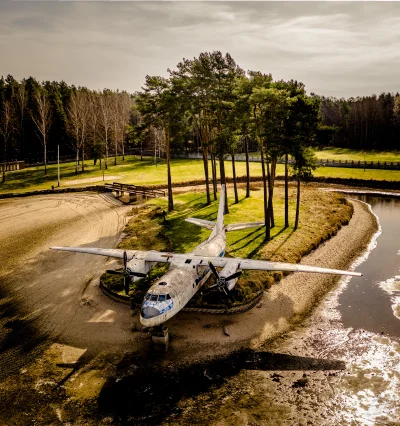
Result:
[0, 192, 136, 380]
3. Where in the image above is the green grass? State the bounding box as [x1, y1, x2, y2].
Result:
[315, 147, 400, 163]
[0, 156, 264, 194]
[104, 186, 353, 306]
[2, 149, 400, 195]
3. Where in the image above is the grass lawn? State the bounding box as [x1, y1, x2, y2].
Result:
[104, 186, 353, 306]
[2, 151, 400, 195]
[315, 147, 400, 163]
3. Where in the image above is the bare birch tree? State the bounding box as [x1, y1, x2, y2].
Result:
[15, 81, 28, 157]
[98, 91, 113, 170]
[0, 99, 14, 183]
[117, 92, 132, 161]
[67, 90, 89, 173]
[152, 125, 165, 164]
[88, 92, 101, 167]
[31, 89, 52, 175]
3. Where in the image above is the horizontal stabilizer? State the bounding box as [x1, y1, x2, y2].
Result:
[185, 218, 215, 230]
[226, 222, 264, 231]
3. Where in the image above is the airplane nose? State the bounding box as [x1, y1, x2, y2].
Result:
[141, 306, 161, 319]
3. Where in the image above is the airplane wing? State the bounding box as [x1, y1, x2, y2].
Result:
[142, 252, 362, 277]
[51, 246, 133, 259]
[50, 247, 361, 277]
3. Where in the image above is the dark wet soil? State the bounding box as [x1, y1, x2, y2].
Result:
[98, 349, 345, 425]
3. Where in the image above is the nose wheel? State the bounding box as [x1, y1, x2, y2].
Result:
[151, 326, 169, 351]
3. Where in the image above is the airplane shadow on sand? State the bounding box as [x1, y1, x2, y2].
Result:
[97, 348, 345, 423]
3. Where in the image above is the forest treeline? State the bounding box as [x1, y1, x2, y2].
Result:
[0, 75, 134, 178]
[1, 51, 400, 239]
[319, 93, 400, 150]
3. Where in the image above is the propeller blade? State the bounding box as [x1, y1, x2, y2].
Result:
[106, 270, 123, 275]
[124, 275, 129, 295]
[208, 262, 220, 280]
[129, 271, 146, 278]
[224, 271, 242, 282]
[201, 283, 218, 295]
[123, 251, 128, 270]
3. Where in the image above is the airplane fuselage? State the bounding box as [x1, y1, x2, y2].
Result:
[139, 231, 226, 327]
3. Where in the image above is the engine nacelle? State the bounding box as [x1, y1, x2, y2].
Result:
[127, 259, 157, 282]
[219, 262, 240, 291]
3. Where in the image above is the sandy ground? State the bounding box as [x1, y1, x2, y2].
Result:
[0, 192, 135, 380]
[0, 190, 378, 424]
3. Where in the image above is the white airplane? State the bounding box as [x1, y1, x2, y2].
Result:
[51, 185, 362, 328]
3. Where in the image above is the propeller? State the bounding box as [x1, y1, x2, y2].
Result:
[206, 262, 242, 301]
[106, 251, 146, 295]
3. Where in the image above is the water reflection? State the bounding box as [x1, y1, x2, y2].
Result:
[339, 195, 400, 336]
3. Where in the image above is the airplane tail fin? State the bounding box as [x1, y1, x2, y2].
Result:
[185, 185, 264, 235]
[207, 184, 226, 240]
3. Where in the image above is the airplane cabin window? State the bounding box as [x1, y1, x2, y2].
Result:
[150, 295, 158, 301]
[158, 295, 166, 301]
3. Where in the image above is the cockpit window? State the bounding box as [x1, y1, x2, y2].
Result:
[145, 293, 151, 300]
[166, 294, 171, 300]
[158, 295, 166, 302]
[150, 294, 158, 301]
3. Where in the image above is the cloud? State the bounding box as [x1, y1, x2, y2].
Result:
[0, 1, 400, 97]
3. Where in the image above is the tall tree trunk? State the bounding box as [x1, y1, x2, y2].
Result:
[244, 136, 250, 198]
[165, 128, 173, 212]
[284, 153, 289, 228]
[202, 146, 211, 205]
[44, 138, 47, 176]
[260, 142, 270, 240]
[105, 135, 108, 170]
[219, 154, 228, 214]
[211, 151, 217, 201]
[268, 158, 277, 228]
[122, 141, 125, 161]
[81, 143, 85, 173]
[231, 151, 238, 204]
[76, 149, 79, 174]
[2, 139, 6, 183]
[265, 156, 272, 230]
[114, 140, 117, 166]
[294, 176, 301, 230]
[20, 116, 24, 160]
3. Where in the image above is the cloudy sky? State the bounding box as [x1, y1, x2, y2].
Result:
[1, 1, 400, 98]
